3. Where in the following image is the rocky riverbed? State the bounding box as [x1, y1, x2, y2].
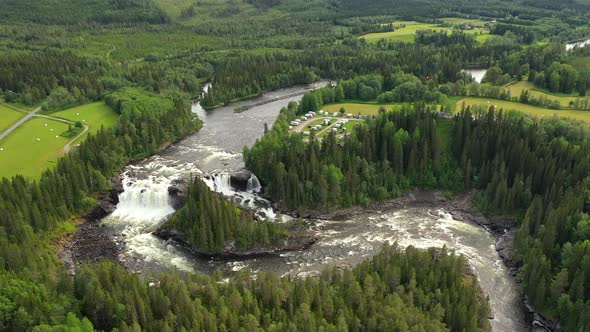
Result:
[153, 221, 318, 260]
[58, 175, 124, 274]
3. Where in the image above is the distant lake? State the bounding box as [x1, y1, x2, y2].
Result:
[462, 68, 487, 83]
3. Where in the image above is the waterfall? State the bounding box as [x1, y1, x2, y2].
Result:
[111, 174, 175, 226]
[205, 173, 235, 197]
[204, 171, 276, 221]
[247, 174, 261, 193]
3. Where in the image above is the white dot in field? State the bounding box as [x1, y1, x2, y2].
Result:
[76, 113, 79, 116]
[55, 136, 59, 138]
[0, 148, 3, 151]
[82, 119, 85, 122]
[50, 129, 53, 131]
[37, 138, 40, 141]
[44, 123, 48, 126]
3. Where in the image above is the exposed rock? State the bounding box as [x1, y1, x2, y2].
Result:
[496, 229, 520, 277]
[153, 222, 318, 260]
[111, 174, 124, 195]
[168, 185, 187, 210]
[58, 175, 125, 275]
[230, 169, 252, 191]
[524, 296, 558, 332]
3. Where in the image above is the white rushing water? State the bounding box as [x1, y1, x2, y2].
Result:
[247, 173, 262, 193]
[100, 83, 326, 273]
[202, 172, 278, 221]
[566, 38, 590, 51]
[113, 174, 175, 223]
[103, 159, 202, 273]
[463, 68, 487, 83]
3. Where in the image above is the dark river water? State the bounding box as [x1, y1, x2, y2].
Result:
[99, 82, 527, 332]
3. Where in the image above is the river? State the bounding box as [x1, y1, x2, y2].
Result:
[463, 68, 487, 83]
[98, 82, 527, 331]
[566, 38, 590, 51]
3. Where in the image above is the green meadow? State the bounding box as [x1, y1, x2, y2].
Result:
[0, 102, 119, 178]
[323, 102, 402, 115]
[504, 81, 582, 107]
[360, 18, 491, 43]
[51, 102, 119, 139]
[361, 21, 447, 43]
[0, 104, 25, 133]
[0, 117, 70, 179]
[457, 97, 590, 123]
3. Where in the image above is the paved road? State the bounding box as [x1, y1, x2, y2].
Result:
[0, 106, 42, 141]
[62, 125, 89, 154]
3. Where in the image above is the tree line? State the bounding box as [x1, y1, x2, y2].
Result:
[67, 245, 490, 331]
[453, 108, 590, 331]
[0, 87, 199, 329]
[244, 100, 459, 210]
[246, 82, 590, 330]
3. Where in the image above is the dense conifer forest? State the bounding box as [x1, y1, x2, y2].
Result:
[159, 177, 287, 253]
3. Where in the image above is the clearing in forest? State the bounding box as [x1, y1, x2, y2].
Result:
[457, 97, 590, 124]
[503, 81, 584, 108]
[323, 102, 401, 115]
[51, 102, 119, 141]
[360, 19, 491, 43]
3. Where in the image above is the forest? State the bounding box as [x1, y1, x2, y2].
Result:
[158, 177, 287, 254]
[59, 245, 489, 331]
[246, 97, 590, 330]
[1, 0, 590, 331]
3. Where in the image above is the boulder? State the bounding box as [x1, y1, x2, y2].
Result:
[230, 169, 252, 191]
[168, 185, 186, 210]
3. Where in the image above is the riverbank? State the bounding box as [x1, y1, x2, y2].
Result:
[202, 81, 327, 111]
[153, 220, 318, 260]
[288, 189, 554, 331]
[58, 175, 124, 274]
[56, 133, 202, 273]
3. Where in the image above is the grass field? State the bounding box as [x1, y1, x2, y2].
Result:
[323, 102, 443, 115]
[0, 104, 25, 133]
[361, 21, 447, 43]
[52, 102, 119, 133]
[317, 119, 362, 138]
[436, 119, 454, 154]
[323, 103, 402, 115]
[51, 102, 119, 144]
[503, 81, 580, 107]
[4, 101, 42, 112]
[360, 19, 490, 43]
[439, 18, 488, 25]
[0, 102, 119, 179]
[305, 119, 328, 128]
[457, 97, 590, 123]
[0, 118, 71, 179]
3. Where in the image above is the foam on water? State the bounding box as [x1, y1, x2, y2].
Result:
[112, 176, 175, 227]
[203, 172, 278, 220]
[462, 68, 487, 83]
[566, 39, 590, 51]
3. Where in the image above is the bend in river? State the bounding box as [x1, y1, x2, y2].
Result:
[98, 82, 526, 332]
